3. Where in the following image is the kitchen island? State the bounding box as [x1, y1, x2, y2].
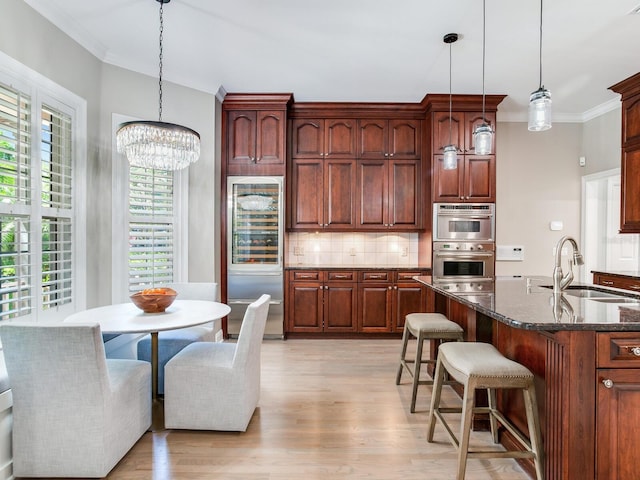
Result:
[415, 275, 640, 480]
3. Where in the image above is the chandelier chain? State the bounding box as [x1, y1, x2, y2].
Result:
[448, 41, 453, 146]
[481, 0, 486, 120]
[158, 1, 164, 122]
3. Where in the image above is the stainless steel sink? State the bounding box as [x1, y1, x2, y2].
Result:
[540, 285, 640, 302]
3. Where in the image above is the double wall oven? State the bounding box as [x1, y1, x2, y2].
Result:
[433, 203, 495, 286]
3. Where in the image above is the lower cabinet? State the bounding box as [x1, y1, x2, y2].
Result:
[286, 269, 428, 335]
[596, 332, 640, 480]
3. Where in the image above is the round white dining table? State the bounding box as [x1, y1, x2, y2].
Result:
[65, 300, 231, 401]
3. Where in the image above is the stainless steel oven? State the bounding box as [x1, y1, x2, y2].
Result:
[432, 242, 495, 281]
[433, 203, 495, 242]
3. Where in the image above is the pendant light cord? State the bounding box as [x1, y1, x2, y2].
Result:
[448, 41, 453, 146]
[538, 0, 543, 89]
[158, 1, 164, 122]
[481, 0, 486, 120]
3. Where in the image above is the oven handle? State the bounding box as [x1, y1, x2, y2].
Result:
[435, 252, 495, 258]
[437, 215, 493, 219]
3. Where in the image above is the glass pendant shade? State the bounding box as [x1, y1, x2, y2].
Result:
[443, 145, 458, 170]
[528, 87, 552, 132]
[116, 121, 201, 170]
[474, 123, 493, 155]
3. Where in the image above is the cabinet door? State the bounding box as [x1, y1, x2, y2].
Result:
[433, 111, 464, 154]
[356, 159, 388, 228]
[388, 160, 421, 229]
[389, 119, 421, 159]
[620, 148, 640, 233]
[357, 119, 388, 159]
[358, 284, 392, 332]
[287, 281, 323, 332]
[289, 159, 324, 229]
[325, 119, 357, 158]
[597, 368, 640, 480]
[324, 284, 358, 332]
[291, 118, 324, 158]
[256, 110, 285, 164]
[432, 154, 464, 202]
[324, 159, 357, 229]
[393, 279, 427, 332]
[227, 110, 256, 165]
[464, 112, 496, 155]
[465, 156, 496, 202]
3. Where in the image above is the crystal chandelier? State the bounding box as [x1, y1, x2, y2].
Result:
[474, 0, 493, 155]
[116, 0, 200, 170]
[443, 33, 459, 171]
[528, 0, 552, 131]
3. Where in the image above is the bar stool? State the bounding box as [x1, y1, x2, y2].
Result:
[396, 313, 464, 413]
[427, 342, 544, 480]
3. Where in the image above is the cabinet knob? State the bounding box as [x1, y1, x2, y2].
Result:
[384, 153, 389, 157]
[250, 157, 255, 162]
[602, 378, 614, 389]
[626, 346, 640, 356]
[389, 153, 394, 157]
[388, 286, 392, 290]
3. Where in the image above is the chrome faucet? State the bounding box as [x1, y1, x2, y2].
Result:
[552, 236, 584, 293]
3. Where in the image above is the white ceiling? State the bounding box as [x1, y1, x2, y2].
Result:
[24, 0, 640, 121]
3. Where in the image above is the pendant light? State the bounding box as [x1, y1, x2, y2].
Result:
[528, 0, 552, 131]
[443, 33, 459, 171]
[116, 0, 201, 170]
[474, 0, 493, 155]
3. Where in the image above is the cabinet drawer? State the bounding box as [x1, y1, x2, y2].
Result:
[593, 273, 640, 292]
[327, 271, 355, 281]
[598, 332, 640, 368]
[292, 271, 320, 281]
[396, 271, 427, 282]
[360, 271, 391, 282]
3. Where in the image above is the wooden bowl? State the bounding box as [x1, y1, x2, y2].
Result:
[130, 287, 177, 313]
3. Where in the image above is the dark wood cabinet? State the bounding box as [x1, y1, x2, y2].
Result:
[432, 154, 495, 202]
[357, 118, 421, 159]
[289, 158, 356, 230]
[222, 93, 292, 176]
[356, 159, 421, 229]
[610, 72, 640, 233]
[290, 118, 357, 158]
[286, 270, 357, 333]
[433, 111, 496, 155]
[286, 269, 429, 336]
[593, 272, 640, 293]
[596, 332, 640, 480]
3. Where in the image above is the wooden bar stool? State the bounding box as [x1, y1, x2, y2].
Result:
[427, 342, 544, 480]
[396, 313, 464, 413]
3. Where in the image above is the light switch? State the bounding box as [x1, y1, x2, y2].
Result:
[496, 245, 525, 261]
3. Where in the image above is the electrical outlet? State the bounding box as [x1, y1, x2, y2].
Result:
[401, 247, 408, 257]
[293, 246, 304, 256]
[349, 247, 356, 256]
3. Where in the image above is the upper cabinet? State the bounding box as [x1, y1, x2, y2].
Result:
[222, 93, 293, 176]
[358, 119, 421, 159]
[291, 118, 357, 158]
[425, 94, 505, 203]
[610, 72, 640, 233]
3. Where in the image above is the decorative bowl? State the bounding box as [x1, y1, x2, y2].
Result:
[130, 287, 177, 313]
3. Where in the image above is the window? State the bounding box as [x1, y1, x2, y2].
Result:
[111, 114, 187, 302]
[0, 55, 86, 321]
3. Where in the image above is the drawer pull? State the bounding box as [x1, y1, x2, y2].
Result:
[601, 280, 614, 285]
[602, 379, 614, 389]
[626, 346, 640, 356]
[334, 275, 348, 279]
[630, 285, 640, 290]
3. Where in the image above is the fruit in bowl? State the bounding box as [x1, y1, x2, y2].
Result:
[130, 287, 177, 313]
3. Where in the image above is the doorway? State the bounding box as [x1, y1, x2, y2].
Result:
[581, 168, 640, 282]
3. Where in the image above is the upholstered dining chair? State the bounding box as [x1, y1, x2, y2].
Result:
[0, 321, 151, 478]
[164, 294, 270, 431]
[137, 282, 219, 394]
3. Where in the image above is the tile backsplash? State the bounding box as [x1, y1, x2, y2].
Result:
[286, 232, 419, 266]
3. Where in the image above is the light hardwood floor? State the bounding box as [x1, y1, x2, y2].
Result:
[107, 339, 531, 480]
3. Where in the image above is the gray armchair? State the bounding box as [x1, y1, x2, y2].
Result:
[164, 294, 270, 431]
[136, 282, 220, 394]
[0, 321, 151, 478]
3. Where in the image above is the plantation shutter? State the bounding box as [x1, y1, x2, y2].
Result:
[128, 166, 174, 292]
[0, 84, 33, 318]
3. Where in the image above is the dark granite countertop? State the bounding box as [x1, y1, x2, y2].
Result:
[591, 270, 640, 280]
[414, 275, 640, 332]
